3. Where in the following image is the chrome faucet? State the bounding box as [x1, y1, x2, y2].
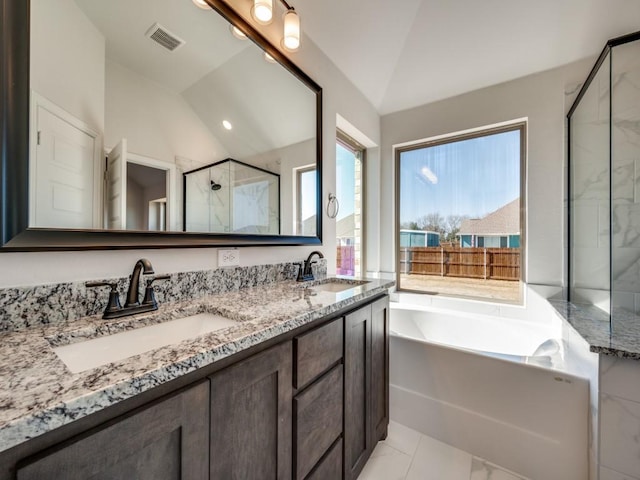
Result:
[297, 251, 324, 282]
[86, 258, 169, 319]
[125, 258, 155, 307]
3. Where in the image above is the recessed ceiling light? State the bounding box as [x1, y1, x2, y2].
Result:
[230, 25, 247, 40]
[192, 0, 211, 10]
[222, 120, 233, 130]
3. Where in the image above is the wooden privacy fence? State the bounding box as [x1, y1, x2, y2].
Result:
[336, 245, 355, 276]
[400, 247, 520, 281]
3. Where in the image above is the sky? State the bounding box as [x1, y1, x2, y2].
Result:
[399, 129, 521, 224]
[336, 143, 356, 221]
[300, 169, 317, 221]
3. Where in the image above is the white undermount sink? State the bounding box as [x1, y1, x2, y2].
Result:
[308, 279, 369, 293]
[52, 312, 239, 374]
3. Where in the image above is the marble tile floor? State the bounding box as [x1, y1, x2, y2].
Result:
[358, 421, 529, 480]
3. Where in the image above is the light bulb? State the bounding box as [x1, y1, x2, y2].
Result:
[283, 10, 300, 51]
[230, 25, 247, 40]
[222, 120, 233, 130]
[192, 0, 210, 10]
[264, 52, 277, 63]
[252, 0, 273, 24]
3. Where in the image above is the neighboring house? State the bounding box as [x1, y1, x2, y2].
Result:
[400, 229, 440, 247]
[336, 213, 355, 245]
[458, 199, 520, 248]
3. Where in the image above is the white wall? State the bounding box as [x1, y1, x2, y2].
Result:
[30, 0, 105, 133]
[380, 58, 594, 287]
[0, 0, 380, 288]
[105, 60, 228, 166]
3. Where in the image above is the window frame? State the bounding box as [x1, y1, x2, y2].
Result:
[336, 130, 366, 276]
[295, 165, 317, 236]
[394, 120, 527, 302]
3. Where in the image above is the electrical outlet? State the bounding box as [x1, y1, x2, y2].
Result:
[218, 249, 240, 267]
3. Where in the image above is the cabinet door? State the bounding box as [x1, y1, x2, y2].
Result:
[371, 296, 390, 443]
[344, 305, 372, 480]
[16, 382, 209, 480]
[210, 342, 292, 480]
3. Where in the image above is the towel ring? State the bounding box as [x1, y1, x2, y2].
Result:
[326, 193, 339, 219]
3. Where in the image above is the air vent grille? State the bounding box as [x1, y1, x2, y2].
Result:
[145, 23, 185, 52]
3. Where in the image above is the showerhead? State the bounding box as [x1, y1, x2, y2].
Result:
[211, 180, 222, 191]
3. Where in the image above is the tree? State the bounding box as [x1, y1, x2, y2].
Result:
[416, 213, 445, 236]
[444, 214, 469, 243]
[400, 221, 419, 230]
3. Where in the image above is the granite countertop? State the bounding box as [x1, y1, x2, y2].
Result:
[549, 299, 640, 360]
[0, 276, 394, 454]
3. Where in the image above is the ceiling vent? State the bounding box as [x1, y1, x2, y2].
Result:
[145, 23, 185, 52]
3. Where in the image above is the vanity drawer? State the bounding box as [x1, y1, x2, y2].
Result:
[306, 437, 343, 480]
[294, 364, 343, 480]
[294, 317, 343, 389]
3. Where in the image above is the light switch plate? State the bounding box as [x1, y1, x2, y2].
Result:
[218, 249, 240, 267]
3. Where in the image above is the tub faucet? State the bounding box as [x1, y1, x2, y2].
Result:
[297, 251, 324, 282]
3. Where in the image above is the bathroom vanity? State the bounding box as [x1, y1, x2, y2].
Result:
[0, 277, 392, 480]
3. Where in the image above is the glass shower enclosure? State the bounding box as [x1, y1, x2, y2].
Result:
[183, 158, 280, 234]
[568, 31, 640, 330]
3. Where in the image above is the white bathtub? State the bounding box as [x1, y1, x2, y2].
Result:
[389, 303, 589, 480]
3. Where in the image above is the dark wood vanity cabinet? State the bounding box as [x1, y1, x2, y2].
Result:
[5, 294, 389, 480]
[209, 341, 293, 480]
[293, 318, 344, 479]
[344, 295, 390, 480]
[15, 382, 209, 480]
[371, 296, 390, 443]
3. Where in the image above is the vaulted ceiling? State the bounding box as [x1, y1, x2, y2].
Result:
[294, 0, 640, 114]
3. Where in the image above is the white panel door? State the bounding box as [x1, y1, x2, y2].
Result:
[33, 106, 97, 228]
[106, 139, 127, 230]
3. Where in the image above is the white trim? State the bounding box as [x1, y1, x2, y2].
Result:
[124, 151, 178, 232]
[29, 91, 104, 229]
[391, 117, 528, 150]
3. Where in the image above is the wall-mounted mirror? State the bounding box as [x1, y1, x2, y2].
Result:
[0, 0, 322, 250]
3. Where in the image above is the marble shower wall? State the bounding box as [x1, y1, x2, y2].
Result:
[612, 40, 640, 316]
[0, 260, 327, 332]
[570, 51, 611, 309]
[599, 354, 640, 480]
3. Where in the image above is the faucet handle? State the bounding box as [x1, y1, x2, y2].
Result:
[142, 275, 170, 307]
[86, 281, 122, 316]
[293, 262, 304, 282]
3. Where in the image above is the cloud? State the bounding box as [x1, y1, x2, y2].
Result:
[421, 166, 438, 184]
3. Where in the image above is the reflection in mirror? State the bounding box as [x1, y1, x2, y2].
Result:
[28, 0, 318, 237]
[184, 158, 280, 234]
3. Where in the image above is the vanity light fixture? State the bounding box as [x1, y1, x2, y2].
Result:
[230, 25, 247, 39]
[282, 6, 300, 51]
[252, 0, 273, 24]
[222, 120, 233, 130]
[192, 0, 211, 10]
[249, 0, 301, 52]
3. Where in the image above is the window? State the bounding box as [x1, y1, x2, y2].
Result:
[336, 131, 365, 276]
[296, 166, 316, 236]
[396, 122, 525, 303]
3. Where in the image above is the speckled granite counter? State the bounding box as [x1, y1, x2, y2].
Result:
[0, 276, 394, 454]
[549, 299, 640, 360]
